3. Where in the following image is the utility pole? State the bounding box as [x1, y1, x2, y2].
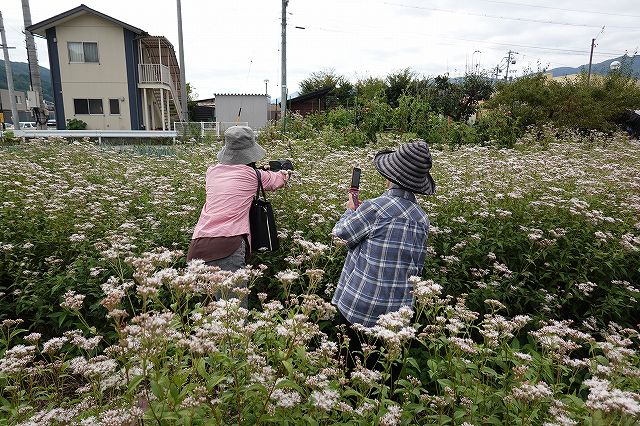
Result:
[281, 0, 288, 134]
[587, 38, 596, 84]
[22, 0, 48, 129]
[0, 11, 20, 129]
[504, 50, 518, 80]
[176, 0, 188, 131]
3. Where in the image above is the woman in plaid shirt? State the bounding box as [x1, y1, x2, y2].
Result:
[331, 140, 435, 368]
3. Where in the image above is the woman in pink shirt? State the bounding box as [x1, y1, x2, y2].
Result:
[187, 126, 289, 305]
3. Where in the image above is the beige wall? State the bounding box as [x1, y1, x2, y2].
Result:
[55, 14, 131, 129]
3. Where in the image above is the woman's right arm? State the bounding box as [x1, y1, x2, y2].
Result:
[258, 169, 289, 191]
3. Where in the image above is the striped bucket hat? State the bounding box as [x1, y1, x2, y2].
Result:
[373, 140, 436, 195]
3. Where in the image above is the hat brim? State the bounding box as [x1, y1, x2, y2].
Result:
[217, 143, 266, 165]
[374, 150, 436, 195]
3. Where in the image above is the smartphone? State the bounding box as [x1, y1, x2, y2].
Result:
[349, 167, 361, 209]
[350, 167, 361, 189]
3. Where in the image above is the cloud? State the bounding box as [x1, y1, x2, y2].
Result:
[1, 0, 637, 99]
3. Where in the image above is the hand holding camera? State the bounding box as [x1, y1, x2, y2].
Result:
[260, 159, 294, 181]
[267, 159, 294, 172]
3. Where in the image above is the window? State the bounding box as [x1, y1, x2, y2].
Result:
[74, 98, 103, 115]
[68, 42, 99, 63]
[109, 99, 120, 115]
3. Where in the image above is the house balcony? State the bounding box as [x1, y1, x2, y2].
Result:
[138, 63, 172, 87]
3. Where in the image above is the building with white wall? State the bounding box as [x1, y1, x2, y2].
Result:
[214, 94, 269, 130]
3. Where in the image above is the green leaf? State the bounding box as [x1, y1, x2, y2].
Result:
[406, 357, 421, 372]
[127, 375, 145, 393]
[481, 366, 499, 378]
[207, 374, 226, 389]
[275, 379, 304, 394]
[282, 359, 294, 375]
[150, 380, 162, 399]
[196, 358, 209, 380]
[303, 415, 320, 426]
[341, 389, 362, 398]
[437, 378, 454, 389]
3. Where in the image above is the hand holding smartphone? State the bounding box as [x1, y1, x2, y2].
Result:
[349, 167, 361, 209]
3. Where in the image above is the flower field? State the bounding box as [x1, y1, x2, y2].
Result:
[1, 131, 639, 425]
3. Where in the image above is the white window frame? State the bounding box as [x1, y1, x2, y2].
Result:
[67, 41, 100, 64]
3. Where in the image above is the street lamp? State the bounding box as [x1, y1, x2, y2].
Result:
[472, 50, 481, 74]
[264, 79, 269, 96]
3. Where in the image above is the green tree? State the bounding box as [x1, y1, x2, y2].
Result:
[456, 72, 494, 120]
[385, 68, 416, 107]
[298, 69, 353, 108]
[186, 82, 198, 121]
[424, 74, 461, 118]
[354, 76, 387, 103]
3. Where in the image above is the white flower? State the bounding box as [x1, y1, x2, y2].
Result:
[310, 388, 339, 411]
[60, 290, 86, 310]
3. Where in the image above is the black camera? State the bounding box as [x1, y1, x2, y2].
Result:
[268, 159, 294, 172]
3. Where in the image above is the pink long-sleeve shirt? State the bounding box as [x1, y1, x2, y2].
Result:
[191, 164, 287, 240]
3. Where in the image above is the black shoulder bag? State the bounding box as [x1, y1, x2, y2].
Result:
[249, 169, 279, 252]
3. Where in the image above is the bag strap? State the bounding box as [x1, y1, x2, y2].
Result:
[254, 168, 267, 200]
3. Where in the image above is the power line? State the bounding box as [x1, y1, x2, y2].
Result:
[476, 0, 640, 19]
[384, 2, 639, 30]
[296, 23, 626, 57]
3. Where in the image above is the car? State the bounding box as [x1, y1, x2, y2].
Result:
[19, 122, 37, 129]
[2, 123, 14, 130]
[47, 119, 57, 128]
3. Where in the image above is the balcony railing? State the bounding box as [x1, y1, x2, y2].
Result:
[138, 63, 172, 85]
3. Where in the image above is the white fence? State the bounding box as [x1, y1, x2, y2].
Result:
[2, 122, 253, 143]
[220, 121, 249, 133]
[174, 121, 221, 137]
[2, 129, 178, 144]
[173, 121, 249, 137]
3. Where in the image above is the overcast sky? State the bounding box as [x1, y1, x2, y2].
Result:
[1, 0, 638, 100]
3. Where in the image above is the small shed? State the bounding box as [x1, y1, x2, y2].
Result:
[193, 97, 215, 122]
[288, 87, 332, 116]
[214, 94, 269, 130]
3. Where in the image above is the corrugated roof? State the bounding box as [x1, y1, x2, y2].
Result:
[27, 4, 146, 36]
[214, 93, 269, 97]
[289, 87, 332, 103]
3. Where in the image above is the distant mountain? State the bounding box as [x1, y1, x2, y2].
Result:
[0, 59, 53, 102]
[547, 55, 640, 78]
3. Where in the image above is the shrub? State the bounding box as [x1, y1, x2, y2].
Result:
[0, 130, 18, 146]
[66, 118, 88, 130]
[357, 99, 392, 142]
[487, 69, 640, 132]
[325, 106, 354, 129]
[475, 109, 521, 147]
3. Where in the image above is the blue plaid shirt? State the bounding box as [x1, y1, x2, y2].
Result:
[331, 188, 430, 327]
